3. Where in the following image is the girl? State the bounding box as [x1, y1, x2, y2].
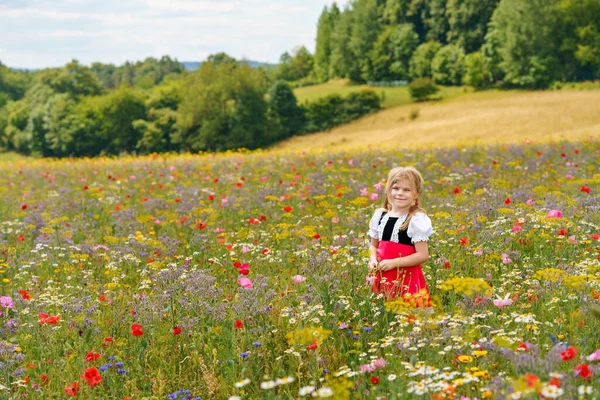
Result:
[367, 166, 433, 307]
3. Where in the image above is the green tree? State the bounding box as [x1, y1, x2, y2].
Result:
[276, 47, 314, 82]
[408, 78, 439, 101]
[463, 52, 491, 88]
[314, 5, 340, 82]
[485, 0, 561, 88]
[330, 7, 355, 79]
[445, 0, 501, 53]
[266, 81, 305, 142]
[177, 61, 267, 151]
[409, 41, 442, 79]
[349, 0, 381, 82]
[432, 44, 465, 85]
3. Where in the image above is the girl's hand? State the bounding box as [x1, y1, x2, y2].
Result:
[368, 255, 378, 272]
[378, 258, 400, 271]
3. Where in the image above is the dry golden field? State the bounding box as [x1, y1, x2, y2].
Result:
[275, 89, 600, 152]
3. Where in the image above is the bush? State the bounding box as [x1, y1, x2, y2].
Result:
[464, 52, 491, 89]
[432, 45, 465, 85]
[408, 78, 439, 101]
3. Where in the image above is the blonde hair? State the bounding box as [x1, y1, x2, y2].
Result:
[382, 166, 426, 230]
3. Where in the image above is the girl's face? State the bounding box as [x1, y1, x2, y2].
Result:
[389, 179, 417, 211]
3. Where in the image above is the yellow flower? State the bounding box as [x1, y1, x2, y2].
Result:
[457, 355, 473, 363]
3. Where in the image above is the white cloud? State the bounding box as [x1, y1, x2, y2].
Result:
[0, 0, 343, 69]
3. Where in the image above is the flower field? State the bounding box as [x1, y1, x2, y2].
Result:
[0, 141, 599, 399]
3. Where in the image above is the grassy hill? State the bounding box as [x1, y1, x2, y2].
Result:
[293, 79, 470, 108]
[277, 88, 600, 151]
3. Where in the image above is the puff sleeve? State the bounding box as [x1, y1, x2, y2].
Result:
[368, 209, 384, 239]
[407, 213, 433, 243]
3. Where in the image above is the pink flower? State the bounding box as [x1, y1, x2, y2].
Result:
[360, 188, 369, 196]
[373, 182, 384, 191]
[547, 209, 563, 218]
[568, 235, 578, 244]
[501, 253, 512, 264]
[237, 277, 253, 289]
[526, 199, 534, 206]
[565, 174, 573, 179]
[241, 246, 250, 253]
[370, 193, 379, 201]
[586, 349, 600, 361]
[512, 225, 523, 233]
[473, 250, 484, 256]
[0, 296, 14, 309]
[493, 293, 514, 308]
[331, 217, 339, 224]
[129, 175, 136, 181]
[348, 159, 354, 165]
[291, 275, 306, 283]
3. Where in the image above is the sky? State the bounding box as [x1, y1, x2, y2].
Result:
[0, 0, 350, 69]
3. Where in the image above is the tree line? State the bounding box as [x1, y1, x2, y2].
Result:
[279, 0, 599, 88]
[0, 57, 380, 157]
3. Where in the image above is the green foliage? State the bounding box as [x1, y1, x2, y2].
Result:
[90, 56, 184, 89]
[276, 47, 314, 82]
[349, 0, 381, 82]
[446, 0, 501, 53]
[409, 41, 442, 79]
[303, 89, 381, 133]
[486, 0, 562, 88]
[177, 61, 268, 152]
[463, 52, 491, 89]
[368, 24, 420, 81]
[329, 8, 355, 79]
[266, 82, 306, 142]
[314, 5, 340, 82]
[408, 77, 439, 101]
[432, 44, 465, 85]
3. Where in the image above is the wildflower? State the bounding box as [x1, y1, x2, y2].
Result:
[493, 293, 514, 308]
[460, 237, 468, 246]
[240, 352, 249, 358]
[283, 206, 293, 212]
[360, 188, 369, 196]
[18, 290, 31, 300]
[580, 185, 591, 193]
[260, 380, 276, 389]
[0, 296, 13, 309]
[316, 387, 334, 397]
[504, 197, 511, 205]
[64, 382, 80, 397]
[173, 326, 182, 335]
[234, 378, 251, 388]
[81, 367, 103, 388]
[234, 320, 244, 329]
[85, 351, 101, 363]
[457, 355, 473, 363]
[117, 369, 126, 374]
[560, 346, 577, 361]
[523, 373, 539, 387]
[585, 349, 600, 361]
[388, 374, 397, 381]
[307, 340, 318, 351]
[547, 210, 563, 218]
[578, 386, 593, 395]
[370, 193, 379, 201]
[252, 341, 261, 347]
[370, 377, 380, 384]
[131, 323, 144, 336]
[454, 187, 461, 194]
[299, 386, 315, 396]
[292, 275, 306, 283]
[237, 277, 253, 289]
[539, 385, 563, 398]
[575, 364, 593, 379]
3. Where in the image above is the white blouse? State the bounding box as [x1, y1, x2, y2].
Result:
[367, 209, 433, 243]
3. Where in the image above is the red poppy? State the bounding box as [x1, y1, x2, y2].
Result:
[239, 265, 250, 275]
[454, 187, 460, 194]
[173, 326, 182, 335]
[560, 346, 577, 361]
[590, 233, 600, 241]
[459, 237, 468, 247]
[575, 363, 593, 379]
[104, 337, 114, 343]
[85, 351, 101, 363]
[581, 185, 591, 193]
[21, 204, 27, 210]
[283, 206, 293, 212]
[99, 295, 106, 302]
[443, 260, 451, 269]
[558, 228, 568, 236]
[313, 234, 321, 240]
[17, 235, 26, 242]
[234, 320, 244, 329]
[81, 367, 103, 388]
[549, 377, 561, 387]
[307, 340, 318, 351]
[504, 197, 511, 205]
[523, 373, 539, 387]
[18, 290, 31, 300]
[64, 382, 80, 396]
[370, 377, 380, 385]
[131, 323, 144, 336]
[196, 222, 207, 230]
[41, 374, 49, 385]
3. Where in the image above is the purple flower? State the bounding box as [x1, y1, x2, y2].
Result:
[0, 296, 14, 309]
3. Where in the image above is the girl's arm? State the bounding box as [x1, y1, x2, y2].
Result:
[378, 241, 429, 271]
[368, 237, 379, 270]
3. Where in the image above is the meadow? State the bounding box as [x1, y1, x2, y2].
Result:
[0, 140, 599, 399]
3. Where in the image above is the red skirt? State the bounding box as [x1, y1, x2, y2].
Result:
[371, 240, 432, 306]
